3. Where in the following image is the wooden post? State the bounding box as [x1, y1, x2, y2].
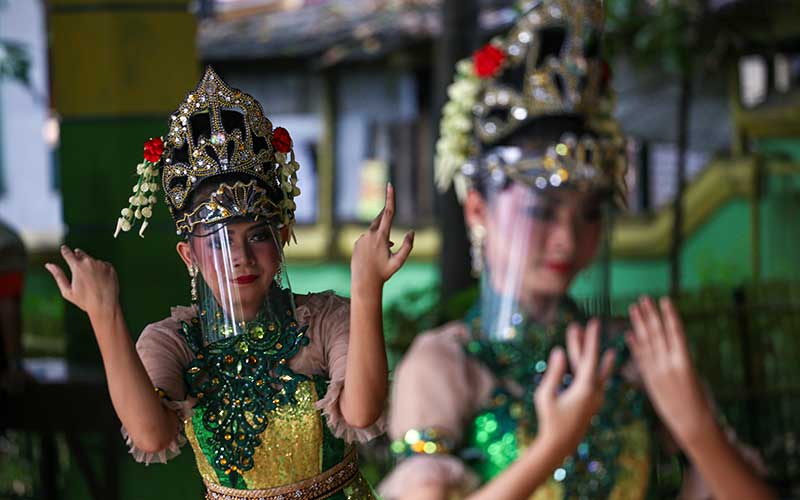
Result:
[320, 69, 338, 257]
[436, 0, 479, 302]
[670, 69, 692, 296]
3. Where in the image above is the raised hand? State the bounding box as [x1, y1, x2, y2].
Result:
[626, 296, 711, 445]
[341, 185, 412, 428]
[351, 183, 414, 292]
[535, 319, 616, 455]
[45, 245, 120, 320]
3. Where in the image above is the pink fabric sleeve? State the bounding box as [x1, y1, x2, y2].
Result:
[122, 306, 197, 465]
[378, 323, 495, 499]
[294, 292, 386, 443]
[378, 455, 480, 500]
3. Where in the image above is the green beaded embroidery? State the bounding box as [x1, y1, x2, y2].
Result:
[180, 285, 310, 487]
[462, 298, 649, 498]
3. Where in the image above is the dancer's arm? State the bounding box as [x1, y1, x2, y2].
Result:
[399, 320, 616, 500]
[46, 245, 179, 452]
[344, 183, 414, 427]
[628, 296, 774, 500]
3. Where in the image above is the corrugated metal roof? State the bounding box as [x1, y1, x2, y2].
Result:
[200, 0, 442, 63]
[199, 0, 517, 64]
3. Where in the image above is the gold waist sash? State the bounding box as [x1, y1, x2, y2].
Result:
[204, 448, 359, 500]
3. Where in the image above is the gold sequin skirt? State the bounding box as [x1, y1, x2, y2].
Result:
[204, 448, 360, 500]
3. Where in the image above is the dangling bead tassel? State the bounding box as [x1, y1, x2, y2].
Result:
[189, 265, 198, 303]
[469, 225, 486, 277]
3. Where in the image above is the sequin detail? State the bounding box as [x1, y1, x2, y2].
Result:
[241, 380, 323, 488]
[462, 299, 651, 498]
[180, 287, 310, 487]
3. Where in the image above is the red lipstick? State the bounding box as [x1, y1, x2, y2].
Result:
[545, 262, 572, 274]
[234, 275, 258, 285]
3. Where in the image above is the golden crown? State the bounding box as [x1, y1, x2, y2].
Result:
[435, 0, 625, 204]
[475, 0, 607, 144]
[114, 67, 301, 238]
[163, 67, 291, 210]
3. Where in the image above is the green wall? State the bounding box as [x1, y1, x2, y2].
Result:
[50, 1, 198, 365]
[581, 170, 800, 305]
[59, 118, 189, 362]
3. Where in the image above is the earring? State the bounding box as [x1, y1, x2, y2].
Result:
[188, 265, 198, 303]
[469, 225, 486, 277]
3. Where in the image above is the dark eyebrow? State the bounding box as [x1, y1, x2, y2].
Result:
[246, 222, 270, 234]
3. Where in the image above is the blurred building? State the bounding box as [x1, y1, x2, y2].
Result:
[199, 0, 800, 298]
[1, 0, 800, 498]
[0, 0, 63, 250]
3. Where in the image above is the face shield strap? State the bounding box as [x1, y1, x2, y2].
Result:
[478, 143, 614, 194]
[189, 216, 281, 242]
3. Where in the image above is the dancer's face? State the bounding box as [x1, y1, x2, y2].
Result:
[177, 220, 284, 321]
[465, 183, 603, 300]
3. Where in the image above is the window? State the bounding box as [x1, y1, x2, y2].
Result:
[739, 53, 800, 109]
[739, 55, 768, 108]
[334, 67, 433, 226]
[222, 69, 323, 224]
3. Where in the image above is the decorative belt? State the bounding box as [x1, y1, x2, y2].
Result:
[204, 448, 359, 500]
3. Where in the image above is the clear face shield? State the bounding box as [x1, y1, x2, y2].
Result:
[470, 146, 614, 345]
[188, 217, 296, 345]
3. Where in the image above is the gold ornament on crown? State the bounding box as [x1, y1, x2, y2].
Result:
[475, 132, 628, 208]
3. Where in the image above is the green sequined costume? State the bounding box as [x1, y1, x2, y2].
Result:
[112, 65, 380, 499]
[125, 291, 378, 499]
[381, 299, 654, 500]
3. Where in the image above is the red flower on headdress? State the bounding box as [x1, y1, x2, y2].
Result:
[473, 44, 505, 78]
[271, 127, 292, 153]
[143, 137, 165, 163]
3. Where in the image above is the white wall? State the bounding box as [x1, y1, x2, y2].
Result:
[0, 0, 63, 250]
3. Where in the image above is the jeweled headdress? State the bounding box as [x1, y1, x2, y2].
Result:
[435, 0, 627, 206]
[114, 67, 301, 238]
